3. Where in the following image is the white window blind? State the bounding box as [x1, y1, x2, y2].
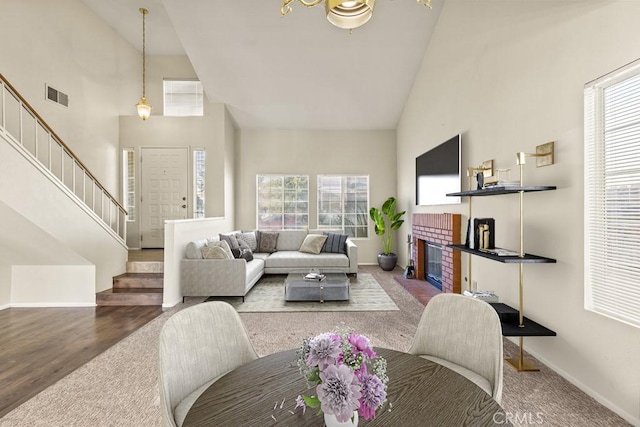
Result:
[163, 79, 203, 116]
[317, 175, 369, 238]
[193, 150, 205, 219]
[257, 175, 309, 230]
[584, 60, 640, 328]
[123, 149, 136, 222]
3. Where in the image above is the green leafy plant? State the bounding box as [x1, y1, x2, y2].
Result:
[369, 197, 405, 255]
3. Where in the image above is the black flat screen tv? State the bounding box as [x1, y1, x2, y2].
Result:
[416, 134, 461, 206]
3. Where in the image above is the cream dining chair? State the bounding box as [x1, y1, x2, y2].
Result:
[158, 301, 259, 427]
[409, 293, 504, 404]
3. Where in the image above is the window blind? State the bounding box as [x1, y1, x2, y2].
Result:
[163, 79, 203, 116]
[584, 61, 640, 328]
[317, 175, 369, 238]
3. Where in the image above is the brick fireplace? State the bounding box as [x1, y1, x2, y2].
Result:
[412, 213, 462, 294]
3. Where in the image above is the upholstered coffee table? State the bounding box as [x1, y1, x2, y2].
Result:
[284, 272, 350, 302]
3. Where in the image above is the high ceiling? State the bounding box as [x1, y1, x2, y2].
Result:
[81, 0, 442, 130]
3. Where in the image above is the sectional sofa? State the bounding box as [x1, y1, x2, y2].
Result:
[180, 229, 358, 300]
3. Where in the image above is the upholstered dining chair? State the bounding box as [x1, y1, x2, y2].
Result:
[408, 293, 504, 404]
[158, 301, 259, 427]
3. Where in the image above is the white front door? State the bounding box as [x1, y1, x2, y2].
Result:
[140, 147, 189, 248]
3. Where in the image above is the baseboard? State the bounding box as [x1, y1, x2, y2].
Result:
[512, 337, 639, 426]
[10, 302, 97, 308]
[0, 304, 10, 311]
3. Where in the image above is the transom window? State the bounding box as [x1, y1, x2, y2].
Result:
[317, 175, 369, 238]
[257, 175, 309, 230]
[584, 59, 640, 328]
[163, 79, 203, 117]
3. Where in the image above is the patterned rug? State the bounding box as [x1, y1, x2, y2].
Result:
[205, 273, 399, 312]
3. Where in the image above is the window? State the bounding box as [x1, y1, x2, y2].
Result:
[257, 175, 309, 230]
[193, 149, 205, 218]
[122, 149, 136, 221]
[317, 175, 369, 238]
[163, 79, 203, 116]
[584, 59, 640, 328]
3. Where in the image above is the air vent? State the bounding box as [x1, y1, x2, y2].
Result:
[46, 84, 69, 107]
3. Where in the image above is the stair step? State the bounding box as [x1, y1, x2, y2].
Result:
[96, 288, 163, 306]
[113, 273, 163, 289]
[127, 261, 163, 273]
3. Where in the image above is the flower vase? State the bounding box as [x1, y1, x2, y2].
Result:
[324, 411, 359, 427]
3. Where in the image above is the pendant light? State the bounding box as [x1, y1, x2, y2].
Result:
[135, 8, 152, 120]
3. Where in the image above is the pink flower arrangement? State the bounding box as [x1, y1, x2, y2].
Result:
[296, 327, 388, 423]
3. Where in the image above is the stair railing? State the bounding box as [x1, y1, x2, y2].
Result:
[0, 73, 127, 243]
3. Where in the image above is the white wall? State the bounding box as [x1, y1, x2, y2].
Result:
[11, 266, 95, 306]
[236, 129, 397, 264]
[397, 1, 640, 423]
[0, 0, 139, 197]
[0, 264, 10, 309]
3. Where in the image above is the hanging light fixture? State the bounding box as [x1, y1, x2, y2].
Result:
[135, 8, 152, 120]
[281, 0, 431, 31]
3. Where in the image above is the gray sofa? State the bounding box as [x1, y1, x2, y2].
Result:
[180, 229, 358, 300]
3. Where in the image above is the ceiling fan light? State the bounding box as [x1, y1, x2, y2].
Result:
[325, 0, 375, 30]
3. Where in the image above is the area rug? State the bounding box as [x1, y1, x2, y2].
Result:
[205, 273, 399, 312]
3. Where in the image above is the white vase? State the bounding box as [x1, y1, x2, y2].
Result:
[324, 411, 359, 427]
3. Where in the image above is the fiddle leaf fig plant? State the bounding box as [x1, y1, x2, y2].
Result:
[369, 197, 406, 256]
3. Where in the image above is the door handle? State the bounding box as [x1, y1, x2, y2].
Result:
[182, 205, 186, 208]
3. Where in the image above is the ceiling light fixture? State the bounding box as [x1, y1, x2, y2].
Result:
[135, 8, 152, 120]
[281, 0, 431, 31]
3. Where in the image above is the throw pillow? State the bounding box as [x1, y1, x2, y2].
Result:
[239, 248, 254, 262]
[206, 240, 234, 259]
[299, 234, 328, 255]
[220, 233, 240, 251]
[322, 232, 348, 254]
[236, 231, 258, 252]
[201, 245, 231, 259]
[256, 230, 279, 253]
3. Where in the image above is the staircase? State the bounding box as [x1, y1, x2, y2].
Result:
[96, 250, 164, 306]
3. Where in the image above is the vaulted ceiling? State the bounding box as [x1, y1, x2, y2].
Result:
[82, 0, 442, 130]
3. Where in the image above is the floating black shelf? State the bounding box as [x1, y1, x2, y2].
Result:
[488, 303, 556, 337]
[448, 245, 556, 264]
[447, 185, 556, 197]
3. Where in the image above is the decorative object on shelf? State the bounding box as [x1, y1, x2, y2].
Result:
[135, 8, 152, 120]
[463, 289, 499, 303]
[402, 234, 415, 279]
[370, 197, 406, 271]
[295, 326, 388, 424]
[466, 159, 494, 190]
[465, 218, 495, 250]
[280, 0, 432, 31]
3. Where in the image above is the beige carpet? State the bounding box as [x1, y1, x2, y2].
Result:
[202, 273, 399, 312]
[0, 266, 630, 427]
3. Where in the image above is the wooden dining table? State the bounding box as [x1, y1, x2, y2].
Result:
[183, 348, 507, 426]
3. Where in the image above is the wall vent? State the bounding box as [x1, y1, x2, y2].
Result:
[46, 84, 69, 107]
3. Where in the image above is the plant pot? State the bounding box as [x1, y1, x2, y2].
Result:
[377, 253, 398, 271]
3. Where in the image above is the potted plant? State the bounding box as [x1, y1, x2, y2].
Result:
[369, 197, 405, 271]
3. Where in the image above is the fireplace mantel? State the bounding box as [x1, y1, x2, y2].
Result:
[412, 213, 462, 293]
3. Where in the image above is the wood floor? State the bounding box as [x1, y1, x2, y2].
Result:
[0, 305, 163, 418]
